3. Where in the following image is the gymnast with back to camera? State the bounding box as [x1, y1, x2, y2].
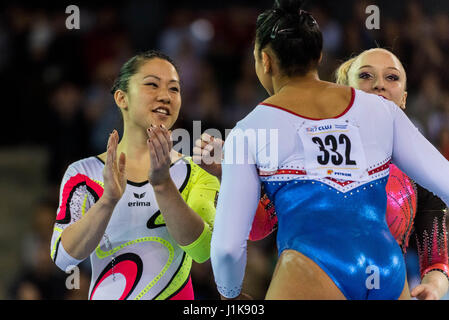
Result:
[208, 0, 449, 300]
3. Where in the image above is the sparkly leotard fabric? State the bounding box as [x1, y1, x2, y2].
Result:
[212, 89, 449, 299]
[51, 156, 219, 300]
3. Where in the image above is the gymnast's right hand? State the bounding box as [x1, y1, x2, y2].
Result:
[102, 129, 127, 204]
[193, 133, 224, 179]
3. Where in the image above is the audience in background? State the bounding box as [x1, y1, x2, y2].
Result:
[2, 0, 448, 299]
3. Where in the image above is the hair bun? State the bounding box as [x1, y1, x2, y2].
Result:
[273, 0, 305, 13]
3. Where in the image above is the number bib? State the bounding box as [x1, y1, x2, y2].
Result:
[298, 119, 368, 181]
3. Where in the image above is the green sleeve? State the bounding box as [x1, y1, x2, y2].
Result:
[180, 161, 220, 263]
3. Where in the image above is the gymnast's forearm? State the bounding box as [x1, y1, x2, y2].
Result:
[61, 196, 117, 260]
[153, 178, 206, 246]
[414, 208, 448, 278]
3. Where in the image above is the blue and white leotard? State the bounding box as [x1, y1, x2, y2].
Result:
[210, 88, 449, 300]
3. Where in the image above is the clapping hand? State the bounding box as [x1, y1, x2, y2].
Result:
[102, 130, 127, 204]
[147, 124, 173, 187]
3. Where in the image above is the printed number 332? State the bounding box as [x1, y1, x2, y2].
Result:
[311, 134, 356, 166]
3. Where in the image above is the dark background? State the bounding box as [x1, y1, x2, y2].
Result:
[0, 0, 448, 300]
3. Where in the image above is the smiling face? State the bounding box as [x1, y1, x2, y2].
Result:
[116, 57, 181, 130]
[348, 49, 407, 109]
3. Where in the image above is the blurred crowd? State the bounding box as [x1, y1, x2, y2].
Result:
[2, 0, 449, 299]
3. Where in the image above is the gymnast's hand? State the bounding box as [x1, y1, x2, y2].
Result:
[102, 129, 127, 204]
[147, 124, 173, 187]
[193, 133, 224, 179]
[411, 271, 449, 300]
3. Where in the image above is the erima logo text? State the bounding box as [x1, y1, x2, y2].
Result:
[129, 192, 150, 207]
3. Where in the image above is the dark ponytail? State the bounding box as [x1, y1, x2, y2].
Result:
[256, 0, 323, 77]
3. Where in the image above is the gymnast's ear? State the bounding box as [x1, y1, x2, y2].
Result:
[261, 50, 273, 74]
[114, 89, 128, 111]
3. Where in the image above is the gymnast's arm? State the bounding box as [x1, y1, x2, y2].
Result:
[210, 128, 261, 299]
[390, 102, 449, 212]
[51, 132, 125, 270]
[194, 132, 278, 242]
[389, 102, 449, 298]
[50, 166, 116, 271]
[412, 184, 448, 299]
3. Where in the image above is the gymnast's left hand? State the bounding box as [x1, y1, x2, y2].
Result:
[411, 271, 449, 300]
[147, 124, 173, 187]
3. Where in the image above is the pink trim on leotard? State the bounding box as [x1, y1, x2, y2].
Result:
[90, 260, 139, 300]
[169, 276, 194, 300]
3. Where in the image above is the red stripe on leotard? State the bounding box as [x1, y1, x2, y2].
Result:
[56, 174, 104, 223]
[260, 87, 355, 120]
